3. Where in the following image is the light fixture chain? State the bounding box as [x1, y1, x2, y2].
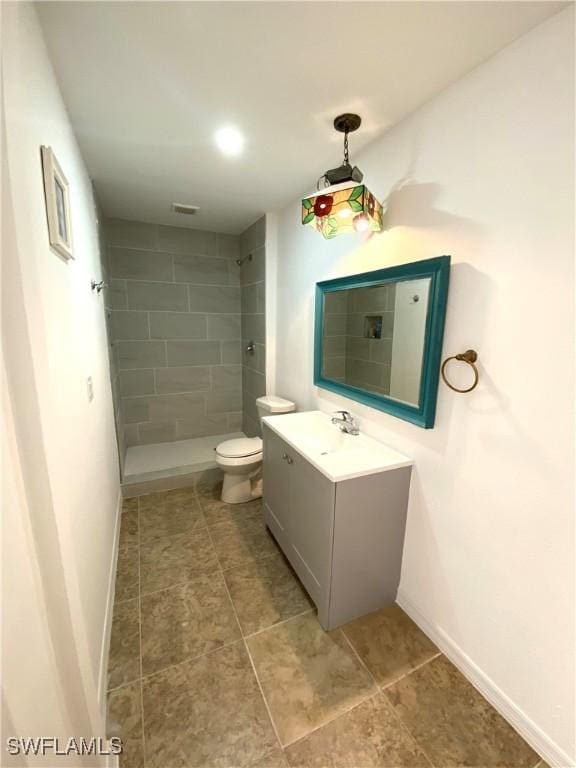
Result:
[343, 130, 349, 165]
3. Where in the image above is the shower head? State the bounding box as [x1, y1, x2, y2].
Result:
[236, 253, 253, 267]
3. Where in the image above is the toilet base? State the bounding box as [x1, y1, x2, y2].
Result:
[221, 471, 262, 504]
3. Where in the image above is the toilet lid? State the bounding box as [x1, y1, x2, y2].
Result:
[217, 437, 263, 458]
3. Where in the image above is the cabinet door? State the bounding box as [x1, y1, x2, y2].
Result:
[288, 451, 335, 613]
[262, 426, 291, 537]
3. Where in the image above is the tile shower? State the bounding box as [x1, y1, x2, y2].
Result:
[240, 217, 266, 436]
[322, 284, 395, 395]
[100, 216, 267, 483]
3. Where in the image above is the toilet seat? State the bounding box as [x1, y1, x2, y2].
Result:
[216, 436, 263, 459]
[216, 451, 262, 470]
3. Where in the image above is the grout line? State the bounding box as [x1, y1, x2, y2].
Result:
[212, 547, 283, 575]
[282, 688, 381, 751]
[373, 649, 439, 768]
[110, 594, 139, 610]
[338, 628, 438, 768]
[378, 651, 442, 693]
[383, 692, 437, 768]
[197, 487, 285, 753]
[243, 635, 284, 752]
[136, 496, 147, 768]
[198, 493, 245, 638]
[200, 480, 382, 754]
[112, 307, 241, 315]
[324, 629, 442, 768]
[139, 636, 243, 686]
[138, 569, 217, 600]
[340, 628, 379, 689]
[242, 608, 315, 641]
[107, 677, 142, 695]
[118, 363, 239, 372]
[109, 276, 236, 288]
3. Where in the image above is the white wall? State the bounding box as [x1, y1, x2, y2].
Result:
[273, 8, 574, 765]
[2, 1, 121, 756]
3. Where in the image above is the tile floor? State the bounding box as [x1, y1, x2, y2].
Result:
[108, 481, 545, 768]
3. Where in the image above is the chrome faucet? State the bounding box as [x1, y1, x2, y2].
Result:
[331, 410, 360, 435]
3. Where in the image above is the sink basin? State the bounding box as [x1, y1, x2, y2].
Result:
[262, 410, 412, 482]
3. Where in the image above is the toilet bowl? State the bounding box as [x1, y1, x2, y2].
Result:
[215, 395, 295, 503]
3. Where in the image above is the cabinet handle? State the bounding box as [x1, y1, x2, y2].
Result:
[286, 455, 293, 465]
[282, 452, 288, 461]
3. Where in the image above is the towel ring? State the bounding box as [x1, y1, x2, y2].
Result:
[441, 349, 479, 393]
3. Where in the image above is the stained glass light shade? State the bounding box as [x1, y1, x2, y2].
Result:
[302, 182, 383, 239]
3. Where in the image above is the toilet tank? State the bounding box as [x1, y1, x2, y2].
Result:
[256, 395, 295, 423]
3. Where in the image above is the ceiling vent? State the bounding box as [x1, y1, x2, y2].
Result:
[172, 203, 200, 215]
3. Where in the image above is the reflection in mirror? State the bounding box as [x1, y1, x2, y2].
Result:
[322, 278, 431, 407]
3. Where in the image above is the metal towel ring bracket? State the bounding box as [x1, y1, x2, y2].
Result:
[441, 349, 479, 393]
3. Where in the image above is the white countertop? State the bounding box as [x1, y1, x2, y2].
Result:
[262, 410, 412, 482]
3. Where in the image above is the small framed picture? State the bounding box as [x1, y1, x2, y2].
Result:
[40, 145, 73, 260]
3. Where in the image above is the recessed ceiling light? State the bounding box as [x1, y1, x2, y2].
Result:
[215, 126, 244, 157]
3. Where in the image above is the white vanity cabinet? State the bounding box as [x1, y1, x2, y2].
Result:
[262, 414, 413, 630]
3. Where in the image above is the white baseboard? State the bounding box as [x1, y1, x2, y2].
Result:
[396, 589, 574, 768]
[97, 490, 123, 715]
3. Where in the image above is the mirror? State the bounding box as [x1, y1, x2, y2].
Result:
[314, 256, 450, 428]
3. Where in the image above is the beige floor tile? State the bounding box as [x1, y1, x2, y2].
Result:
[342, 603, 439, 687]
[249, 747, 289, 768]
[140, 529, 219, 594]
[122, 497, 139, 514]
[142, 642, 278, 768]
[139, 500, 205, 543]
[108, 681, 144, 768]
[139, 486, 197, 512]
[108, 599, 140, 690]
[199, 487, 262, 528]
[246, 612, 377, 746]
[210, 512, 282, 570]
[225, 552, 313, 636]
[385, 655, 539, 768]
[285, 693, 429, 768]
[119, 510, 139, 548]
[115, 545, 139, 601]
[194, 469, 224, 497]
[141, 573, 241, 676]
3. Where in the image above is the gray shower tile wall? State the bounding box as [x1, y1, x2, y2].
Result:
[103, 218, 242, 449]
[240, 216, 266, 437]
[96, 197, 125, 472]
[322, 291, 347, 382]
[344, 285, 395, 395]
[321, 285, 395, 395]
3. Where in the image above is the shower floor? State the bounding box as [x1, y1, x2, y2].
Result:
[123, 432, 244, 485]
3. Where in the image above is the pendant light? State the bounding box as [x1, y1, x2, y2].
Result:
[302, 113, 383, 239]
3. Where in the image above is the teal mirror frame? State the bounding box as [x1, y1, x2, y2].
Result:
[314, 255, 451, 429]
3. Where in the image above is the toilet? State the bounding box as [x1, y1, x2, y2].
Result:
[215, 395, 295, 504]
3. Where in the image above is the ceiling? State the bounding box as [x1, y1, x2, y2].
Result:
[38, 1, 565, 234]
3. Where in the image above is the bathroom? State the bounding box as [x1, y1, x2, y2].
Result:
[2, 2, 574, 768]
